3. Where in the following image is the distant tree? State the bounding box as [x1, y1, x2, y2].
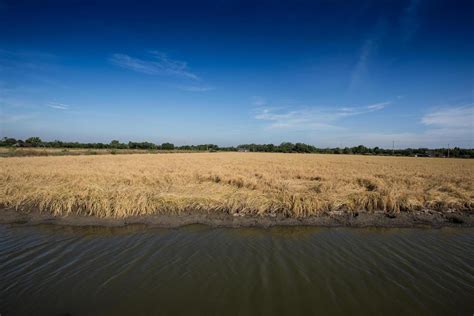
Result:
[451, 147, 461, 158]
[128, 141, 157, 149]
[161, 142, 175, 150]
[25, 137, 42, 147]
[50, 140, 64, 148]
[295, 142, 315, 153]
[3, 136, 472, 158]
[109, 140, 127, 149]
[0, 137, 17, 146]
[343, 147, 352, 155]
[279, 142, 294, 153]
[353, 145, 368, 154]
[110, 140, 120, 148]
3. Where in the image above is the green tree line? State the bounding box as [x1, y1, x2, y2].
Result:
[1, 137, 473, 158]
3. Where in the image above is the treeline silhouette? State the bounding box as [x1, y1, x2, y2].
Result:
[1, 137, 473, 158]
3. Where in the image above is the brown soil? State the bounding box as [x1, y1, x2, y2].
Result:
[1, 208, 472, 229]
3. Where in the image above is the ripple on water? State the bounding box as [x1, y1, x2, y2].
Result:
[0, 224, 473, 315]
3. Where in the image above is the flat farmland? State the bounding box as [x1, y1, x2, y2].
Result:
[1, 153, 472, 219]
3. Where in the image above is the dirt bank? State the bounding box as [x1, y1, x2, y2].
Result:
[1, 208, 472, 228]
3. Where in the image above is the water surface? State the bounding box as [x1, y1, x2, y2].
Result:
[1, 224, 473, 315]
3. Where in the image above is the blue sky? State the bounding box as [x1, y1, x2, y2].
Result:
[0, 0, 473, 148]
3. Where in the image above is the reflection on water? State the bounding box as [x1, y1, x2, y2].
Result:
[1, 224, 473, 315]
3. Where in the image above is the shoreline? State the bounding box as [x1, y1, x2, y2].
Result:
[1, 208, 472, 229]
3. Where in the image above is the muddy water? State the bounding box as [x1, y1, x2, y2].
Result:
[0, 224, 473, 315]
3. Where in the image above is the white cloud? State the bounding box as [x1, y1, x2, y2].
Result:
[421, 105, 473, 128]
[177, 85, 214, 92]
[349, 38, 374, 91]
[0, 113, 36, 124]
[341, 128, 472, 148]
[252, 96, 267, 106]
[254, 101, 390, 131]
[47, 102, 70, 110]
[110, 51, 199, 80]
[349, 18, 387, 91]
[338, 101, 391, 117]
[325, 105, 474, 148]
[366, 102, 390, 110]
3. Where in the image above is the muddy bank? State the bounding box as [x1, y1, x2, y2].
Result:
[1, 208, 472, 228]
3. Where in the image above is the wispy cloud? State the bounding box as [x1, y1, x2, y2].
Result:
[349, 17, 387, 91]
[47, 102, 70, 110]
[339, 101, 391, 116]
[255, 108, 342, 131]
[349, 38, 375, 91]
[356, 105, 474, 148]
[400, 0, 421, 43]
[421, 105, 473, 128]
[252, 96, 267, 106]
[0, 49, 57, 60]
[343, 121, 473, 148]
[349, 1, 422, 92]
[255, 101, 391, 131]
[0, 49, 57, 72]
[0, 113, 37, 124]
[177, 85, 214, 92]
[110, 51, 199, 80]
[0, 49, 68, 91]
[0, 48, 56, 58]
[253, 102, 472, 148]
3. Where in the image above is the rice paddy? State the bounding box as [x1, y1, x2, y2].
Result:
[1, 153, 473, 218]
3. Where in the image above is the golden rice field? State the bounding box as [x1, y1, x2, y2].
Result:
[1, 153, 473, 218]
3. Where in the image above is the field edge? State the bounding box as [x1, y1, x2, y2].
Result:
[1, 208, 472, 229]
